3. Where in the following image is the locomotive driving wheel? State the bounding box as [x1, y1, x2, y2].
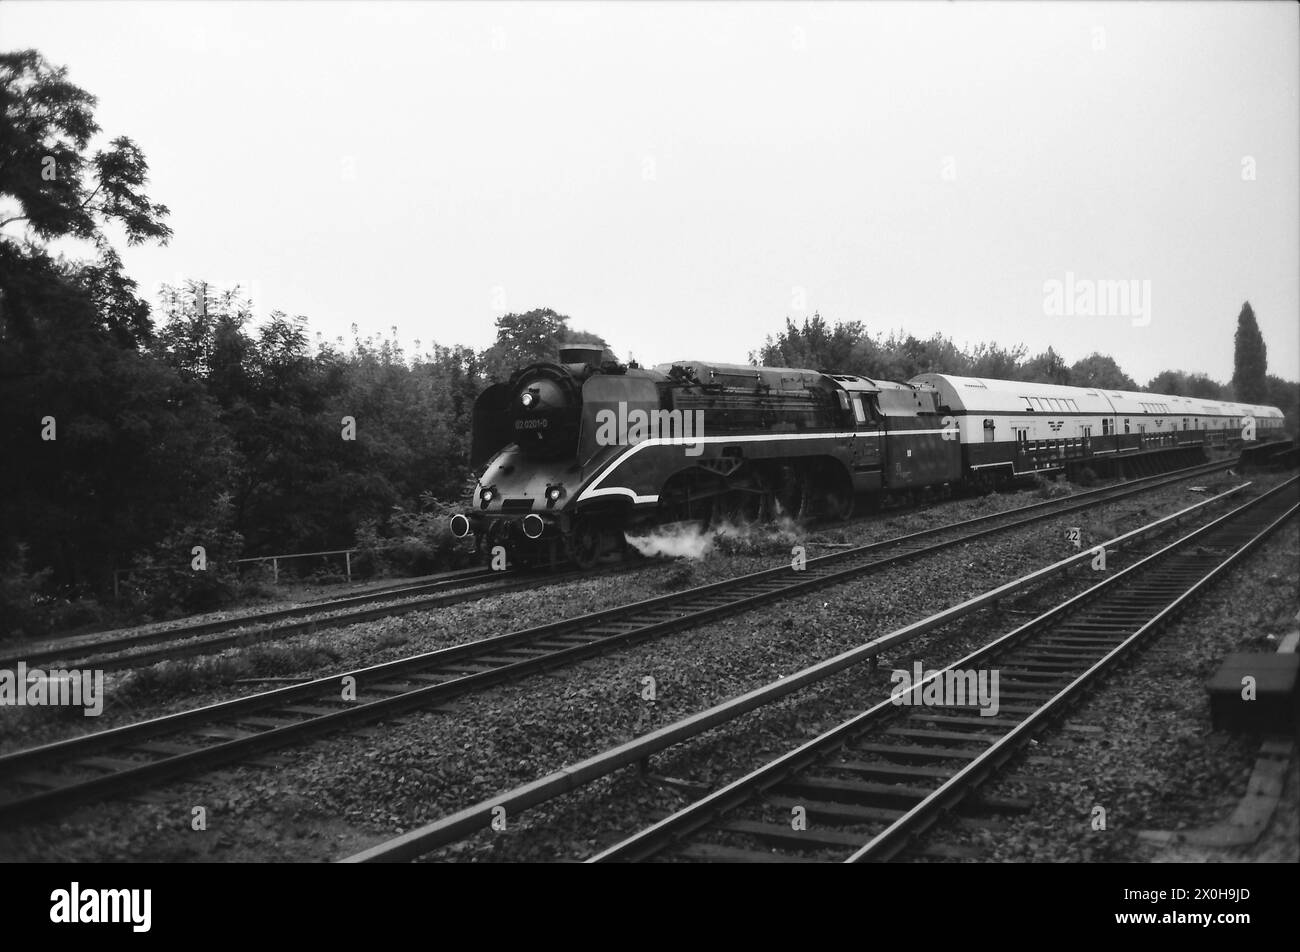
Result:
[565, 518, 600, 568]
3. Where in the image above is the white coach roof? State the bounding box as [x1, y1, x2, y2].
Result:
[910, 374, 1114, 414]
[911, 373, 1283, 420]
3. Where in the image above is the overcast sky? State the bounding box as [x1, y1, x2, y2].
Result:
[4, 0, 1297, 384]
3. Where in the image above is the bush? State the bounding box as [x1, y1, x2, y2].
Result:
[119, 496, 244, 618]
[354, 494, 473, 577]
[0, 545, 53, 640]
[1034, 474, 1072, 499]
[47, 597, 106, 632]
[235, 576, 279, 602]
[0, 548, 114, 638]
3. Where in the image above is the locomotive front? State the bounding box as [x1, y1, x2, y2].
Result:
[450, 345, 611, 563]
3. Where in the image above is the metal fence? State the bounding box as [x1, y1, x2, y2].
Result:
[233, 548, 362, 584]
[111, 545, 387, 600]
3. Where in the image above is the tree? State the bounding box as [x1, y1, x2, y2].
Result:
[1, 50, 171, 347]
[1147, 369, 1189, 396]
[1017, 347, 1071, 385]
[1231, 301, 1267, 403]
[0, 50, 170, 244]
[1, 50, 180, 604]
[967, 341, 1027, 380]
[753, 313, 866, 372]
[480, 307, 610, 380]
[1183, 373, 1227, 399]
[0, 250, 234, 593]
[1264, 374, 1300, 436]
[1070, 353, 1136, 391]
[1146, 369, 1226, 399]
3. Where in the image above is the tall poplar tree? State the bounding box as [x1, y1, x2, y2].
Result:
[1231, 301, 1267, 403]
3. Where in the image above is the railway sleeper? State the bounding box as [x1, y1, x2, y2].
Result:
[677, 843, 817, 863]
[906, 712, 1026, 727]
[884, 726, 1003, 744]
[778, 775, 934, 804]
[231, 716, 303, 730]
[279, 703, 356, 716]
[832, 760, 956, 782]
[998, 660, 1084, 671]
[72, 756, 149, 774]
[766, 795, 905, 824]
[122, 740, 199, 757]
[720, 819, 874, 851]
[852, 742, 984, 762]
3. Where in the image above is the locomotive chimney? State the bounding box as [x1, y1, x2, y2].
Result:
[558, 343, 605, 367]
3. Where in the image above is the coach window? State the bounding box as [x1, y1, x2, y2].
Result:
[1124, 419, 1130, 434]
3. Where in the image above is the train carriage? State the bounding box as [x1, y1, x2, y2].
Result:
[911, 373, 1285, 483]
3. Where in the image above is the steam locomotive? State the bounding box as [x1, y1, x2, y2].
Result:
[449, 344, 1285, 565]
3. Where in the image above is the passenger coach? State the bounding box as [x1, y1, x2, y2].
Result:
[911, 373, 1285, 484]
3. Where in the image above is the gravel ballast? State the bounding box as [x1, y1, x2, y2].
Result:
[0, 472, 1288, 862]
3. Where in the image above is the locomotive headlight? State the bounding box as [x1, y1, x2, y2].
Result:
[520, 390, 537, 409]
[547, 486, 562, 501]
[480, 487, 496, 510]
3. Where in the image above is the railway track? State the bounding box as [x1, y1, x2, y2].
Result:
[2, 563, 608, 674]
[587, 476, 1298, 863]
[0, 458, 1237, 825]
[6, 459, 1231, 675]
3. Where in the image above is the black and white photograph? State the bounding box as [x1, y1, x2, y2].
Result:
[0, 0, 1297, 914]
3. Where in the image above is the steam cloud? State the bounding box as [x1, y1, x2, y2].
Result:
[626, 517, 803, 560]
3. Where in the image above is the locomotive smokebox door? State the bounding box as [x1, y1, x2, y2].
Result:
[471, 383, 516, 469]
